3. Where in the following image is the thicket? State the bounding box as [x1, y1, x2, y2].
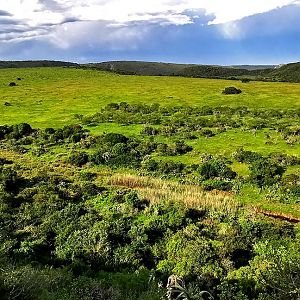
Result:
[81, 103, 300, 144]
[0, 161, 299, 300]
[1, 120, 299, 199]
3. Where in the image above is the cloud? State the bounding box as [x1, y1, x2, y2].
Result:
[220, 4, 300, 39]
[0, 10, 12, 16]
[0, 1, 299, 64]
[0, 0, 298, 42]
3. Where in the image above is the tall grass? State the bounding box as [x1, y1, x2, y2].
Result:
[108, 174, 239, 213]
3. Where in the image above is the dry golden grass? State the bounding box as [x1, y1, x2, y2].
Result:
[108, 173, 239, 213]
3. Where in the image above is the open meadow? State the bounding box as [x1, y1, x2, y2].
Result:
[1, 67, 300, 127]
[1, 67, 300, 300]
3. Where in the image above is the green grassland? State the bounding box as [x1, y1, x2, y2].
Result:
[0, 67, 299, 217]
[1, 67, 300, 128]
[1, 66, 300, 299]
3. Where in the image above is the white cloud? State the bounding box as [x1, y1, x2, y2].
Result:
[1, 0, 298, 25]
[0, 0, 298, 42]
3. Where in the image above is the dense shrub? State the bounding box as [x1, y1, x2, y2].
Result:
[141, 126, 159, 136]
[158, 160, 186, 175]
[0, 163, 299, 300]
[202, 179, 233, 191]
[249, 159, 286, 187]
[103, 133, 128, 145]
[222, 87, 242, 95]
[241, 78, 250, 83]
[198, 159, 237, 180]
[142, 158, 159, 172]
[268, 152, 300, 166]
[68, 151, 89, 167]
[233, 148, 263, 163]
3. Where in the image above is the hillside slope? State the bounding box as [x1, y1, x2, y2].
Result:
[83, 61, 192, 76]
[85, 61, 284, 80]
[0, 60, 78, 69]
[267, 62, 300, 82]
[85, 61, 300, 82]
[1, 60, 300, 82]
[84, 61, 262, 78]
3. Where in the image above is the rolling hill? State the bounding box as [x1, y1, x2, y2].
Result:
[1, 60, 300, 82]
[0, 60, 78, 69]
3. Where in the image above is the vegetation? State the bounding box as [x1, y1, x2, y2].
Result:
[222, 87, 242, 95]
[1, 60, 300, 82]
[0, 60, 78, 69]
[0, 66, 299, 299]
[85, 60, 300, 82]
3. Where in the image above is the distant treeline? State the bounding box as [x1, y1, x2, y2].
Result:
[1, 60, 300, 82]
[84, 61, 300, 82]
[0, 60, 78, 69]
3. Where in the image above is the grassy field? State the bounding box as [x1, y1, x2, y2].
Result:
[0, 66, 299, 218]
[1, 67, 300, 128]
[1, 66, 300, 300]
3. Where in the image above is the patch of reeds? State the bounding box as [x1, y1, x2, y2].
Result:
[108, 173, 239, 213]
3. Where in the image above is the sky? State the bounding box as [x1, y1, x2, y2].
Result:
[0, 0, 300, 64]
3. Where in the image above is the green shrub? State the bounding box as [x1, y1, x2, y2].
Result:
[142, 159, 159, 172]
[233, 148, 262, 163]
[222, 87, 242, 95]
[68, 152, 89, 167]
[141, 126, 159, 136]
[103, 133, 128, 145]
[198, 160, 237, 180]
[158, 160, 186, 175]
[202, 180, 233, 191]
[249, 159, 286, 187]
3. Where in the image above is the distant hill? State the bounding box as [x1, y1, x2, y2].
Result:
[0, 60, 78, 69]
[83, 61, 192, 76]
[266, 62, 300, 82]
[177, 64, 265, 78]
[1, 60, 300, 83]
[230, 65, 276, 71]
[85, 61, 300, 82]
[85, 61, 274, 79]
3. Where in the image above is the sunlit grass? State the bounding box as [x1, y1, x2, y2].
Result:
[1, 67, 300, 128]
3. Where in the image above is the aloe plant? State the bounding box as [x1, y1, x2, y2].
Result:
[166, 275, 213, 300]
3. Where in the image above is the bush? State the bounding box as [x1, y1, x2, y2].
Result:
[158, 160, 185, 175]
[141, 126, 159, 136]
[198, 159, 237, 180]
[200, 129, 215, 138]
[172, 141, 193, 155]
[68, 152, 89, 167]
[222, 87, 242, 95]
[103, 133, 128, 145]
[202, 180, 233, 191]
[142, 159, 159, 172]
[233, 148, 262, 163]
[249, 159, 286, 187]
[241, 78, 250, 83]
[0, 125, 13, 139]
[45, 127, 56, 134]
